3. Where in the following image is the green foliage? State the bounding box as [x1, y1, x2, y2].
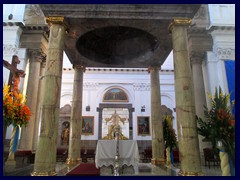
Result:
[163, 115, 177, 151]
[196, 86, 235, 164]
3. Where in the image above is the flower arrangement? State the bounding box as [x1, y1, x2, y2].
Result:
[196, 86, 235, 164]
[163, 115, 177, 151]
[3, 84, 31, 127]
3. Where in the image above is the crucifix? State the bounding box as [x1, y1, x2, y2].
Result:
[3, 55, 25, 140]
[3, 55, 25, 98]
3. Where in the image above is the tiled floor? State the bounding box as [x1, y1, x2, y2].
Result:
[3, 160, 222, 176]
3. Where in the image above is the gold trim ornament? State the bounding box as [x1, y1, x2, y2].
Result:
[168, 18, 192, 33]
[178, 170, 204, 176]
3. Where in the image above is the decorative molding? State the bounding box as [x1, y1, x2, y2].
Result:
[214, 47, 235, 60]
[133, 83, 150, 91]
[83, 82, 99, 90]
[3, 44, 18, 55]
[3, 22, 25, 27]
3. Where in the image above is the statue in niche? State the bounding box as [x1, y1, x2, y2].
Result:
[61, 123, 70, 145]
[103, 110, 128, 140]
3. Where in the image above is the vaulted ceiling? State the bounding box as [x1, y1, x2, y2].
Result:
[39, 4, 200, 68]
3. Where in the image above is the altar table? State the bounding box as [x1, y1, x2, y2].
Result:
[95, 140, 139, 173]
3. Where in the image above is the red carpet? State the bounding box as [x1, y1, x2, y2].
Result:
[66, 163, 100, 176]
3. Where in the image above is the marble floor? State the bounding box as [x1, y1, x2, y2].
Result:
[54, 161, 222, 176]
[3, 160, 222, 176]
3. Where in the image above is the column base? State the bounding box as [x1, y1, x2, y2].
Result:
[151, 158, 165, 166]
[66, 158, 81, 165]
[178, 170, 204, 176]
[31, 171, 57, 176]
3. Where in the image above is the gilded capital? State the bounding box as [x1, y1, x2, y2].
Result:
[73, 64, 86, 71]
[147, 66, 161, 73]
[46, 16, 68, 30]
[168, 18, 192, 33]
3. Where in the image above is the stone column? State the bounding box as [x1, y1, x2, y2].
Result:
[19, 50, 42, 151]
[169, 18, 202, 176]
[32, 60, 46, 151]
[66, 65, 84, 165]
[32, 17, 67, 176]
[190, 52, 209, 152]
[149, 66, 165, 165]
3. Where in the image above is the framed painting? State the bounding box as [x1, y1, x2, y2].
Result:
[137, 116, 150, 136]
[82, 116, 94, 135]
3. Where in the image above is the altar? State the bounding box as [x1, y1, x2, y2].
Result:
[95, 140, 140, 173]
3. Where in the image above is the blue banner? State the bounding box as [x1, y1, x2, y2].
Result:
[224, 60, 235, 115]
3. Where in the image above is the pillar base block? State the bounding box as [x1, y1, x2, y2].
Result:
[4, 159, 16, 172]
[166, 161, 172, 167]
[31, 171, 57, 176]
[66, 158, 81, 165]
[178, 170, 204, 176]
[151, 158, 165, 166]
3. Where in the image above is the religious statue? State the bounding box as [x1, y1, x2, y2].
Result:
[61, 124, 70, 145]
[103, 110, 128, 140]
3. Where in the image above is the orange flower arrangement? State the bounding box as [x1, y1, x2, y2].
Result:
[3, 84, 31, 127]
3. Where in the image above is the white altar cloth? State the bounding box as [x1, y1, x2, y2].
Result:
[95, 140, 139, 173]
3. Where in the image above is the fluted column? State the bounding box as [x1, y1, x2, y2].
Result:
[32, 17, 67, 176]
[149, 66, 165, 165]
[190, 52, 209, 152]
[66, 65, 84, 165]
[32, 60, 46, 151]
[169, 18, 202, 176]
[19, 50, 43, 151]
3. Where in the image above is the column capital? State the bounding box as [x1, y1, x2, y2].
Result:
[189, 51, 205, 64]
[28, 49, 46, 63]
[168, 18, 192, 33]
[147, 66, 161, 73]
[46, 16, 68, 30]
[73, 64, 86, 71]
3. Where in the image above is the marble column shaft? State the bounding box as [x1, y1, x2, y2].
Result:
[32, 20, 66, 176]
[19, 50, 42, 150]
[191, 56, 210, 154]
[149, 66, 165, 165]
[67, 65, 84, 164]
[169, 18, 202, 175]
[33, 61, 46, 151]
[191, 57, 207, 118]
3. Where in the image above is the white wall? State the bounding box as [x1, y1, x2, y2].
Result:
[60, 68, 176, 141]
